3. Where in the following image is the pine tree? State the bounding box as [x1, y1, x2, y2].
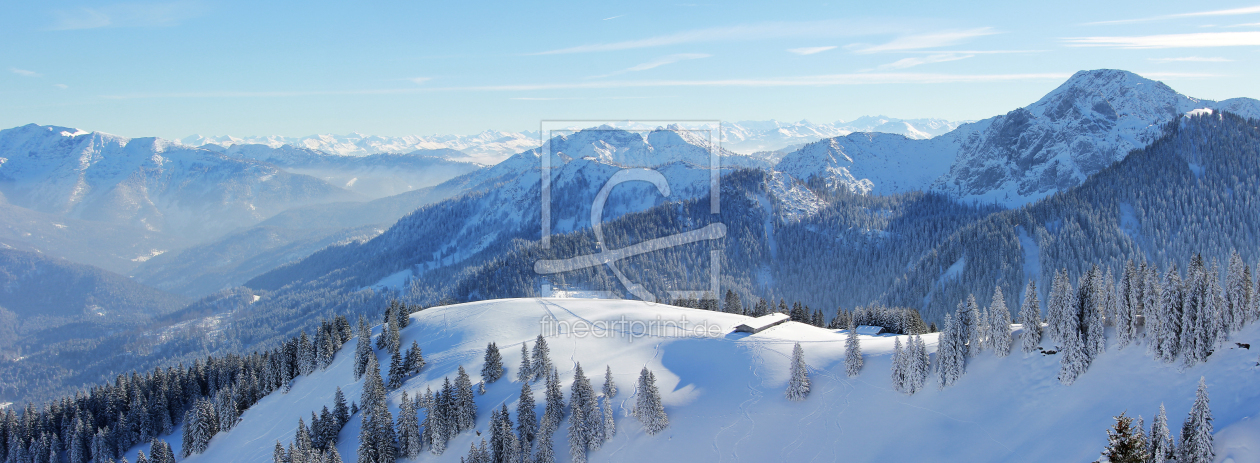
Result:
[786, 343, 811, 401]
[911, 335, 930, 393]
[531, 336, 552, 383]
[1157, 264, 1185, 364]
[603, 366, 617, 399]
[483, 343, 505, 384]
[633, 368, 668, 435]
[956, 295, 980, 357]
[333, 387, 350, 428]
[1225, 252, 1250, 332]
[989, 286, 1013, 357]
[1178, 378, 1214, 463]
[601, 394, 615, 442]
[150, 439, 176, 463]
[543, 367, 565, 429]
[1150, 403, 1175, 463]
[1117, 261, 1137, 348]
[1020, 280, 1043, 354]
[753, 298, 769, 317]
[456, 366, 478, 432]
[845, 320, 863, 377]
[354, 316, 372, 381]
[567, 362, 597, 463]
[518, 343, 533, 383]
[533, 429, 555, 463]
[1058, 302, 1088, 386]
[1100, 412, 1148, 463]
[295, 418, 314, 463]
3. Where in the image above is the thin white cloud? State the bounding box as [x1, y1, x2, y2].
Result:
[54, 84, 69, 89]
[849, 28, 999, 54]
[1148, 56, 1234, 62]
[873, 53, 974, 70]
[1226, 22, 1260, 27]
[1064, 31, 1260, 48]
[532, 20, 903, 54]
[409, 77, 432, 85]
[102, 72, 1071, 99]
[51, 1, 206, 30]
[10, 68, 41, 77]
[787, 46, 837, 55]
[588, 53, 710, 78]
[1087, 5, 1260, 26]
[603, 15, 624, 21]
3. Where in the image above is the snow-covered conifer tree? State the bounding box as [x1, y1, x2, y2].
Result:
[1020, 281, 1043, 354]
[845, 320, 863, 377]
[890, 338, 907, 394]
[404, 341, 425, 375]
[482, 342, 504, 384]
[633, 368, 668, 435]
[1058, 306, 1087, 385]
[1178, 377, 1214, 463]
[531, 336, 552, 383]
[517, 343, 533, 383]
[723, 290, 743, 314]
[517, 382, 537, 448]
[1100, 412, 1148, 463]
[354, 317, 372, 381]
[455, 366, 478, 432]
[1150, 403, 1175, 462]
[1117, 261, 1136, 348]
[1225, 252, 1252, 332]
[989, 286, 1013, 357]
[397, 392, 421, 458]
[1047, 270, 1073, 346]
[386, 347, 407, 390]
[786, 343, 811, 400]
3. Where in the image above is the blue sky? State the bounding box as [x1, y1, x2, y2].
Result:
[3, 0, 1260, 139]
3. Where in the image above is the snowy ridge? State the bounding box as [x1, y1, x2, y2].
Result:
[161, 298, 1260, 463]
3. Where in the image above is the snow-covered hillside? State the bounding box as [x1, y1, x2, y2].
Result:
[181, 131, 541, 166]
[154, 298, 1260, 463]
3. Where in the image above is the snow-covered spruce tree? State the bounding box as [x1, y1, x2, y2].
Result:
[890, 338, 907, 394]
[404, 341, 425, 375]
[957, 295, 980, 357]
[455, 366, 478, 432]
[274, 441, 288, 463]
[1225, 251, 1252, 332]
[533, 429, 556, 463]
[150, 439, 177, 463]
[988, 286, 1013, 357]
[911, 335, 930, 393]
[633, 368, 669, 435]
[1058, 305, 1087, 386]
[752, 298, 769, 317]
[298, 331, 315, 376]
[845, 320, 863, 377]
[1116, 261, 1137, 348]
[1047, 270, 1073, 347]
[724, 289, 743, 314]
[180, 398, 218, 457]
[1085, 293, 1107, 361]
[786, 343, 811, 400]
[1178, 378, 1214, 463]
[482, 342, 504, 384]
[386, 347, 407, 390]
[568, 362, 598, 463]
[543, 367, 565, 431]
[1100, 412, 1148, 463]
[490, 404, 516, 463]
[1019, 280, 1043, 354]
[517, 343, 533, 383]
[1157, 264, 1186, 364]
[531, 336, 552, 383]
[600, 394, 615, 443]
[936, 313, 965, 389]
[1149, 403, 1175, 462]
[603, 366, 617, 399]
[295, 418, 314, 463]
[354, 316, 372, 381]
[517, 381, 537, 449]
[397, 392, 422, 458]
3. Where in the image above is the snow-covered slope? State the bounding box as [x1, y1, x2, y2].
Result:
[0, 124, 361, 243]
[773, 132, 959, 195]
[933, 69, 1260, 205]
[160, 298, 1260, 463]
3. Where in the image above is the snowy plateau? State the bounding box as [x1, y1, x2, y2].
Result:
[126, 299, 1260, 463]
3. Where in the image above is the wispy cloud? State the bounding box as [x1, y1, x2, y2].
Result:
[50, 1, 206, 30]
[531, 20, 901, 54]
[1226, 22, 1260, 27]
[102, 72, 1071, 99]
[54, 84, 69, 89]
[1087, 5, 1260, 26]
[409, 77, 431, 85]
[10, 68, 41, 77]
[1064, 31, 1260, 48]
[1148, 56, 1233, 62]
[787, 46, 836, 55]
[872, 53, 974, 70]
[588, 53, 710, 78]
[849, 28, 999, 54]
[602, 15, 624, 21]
